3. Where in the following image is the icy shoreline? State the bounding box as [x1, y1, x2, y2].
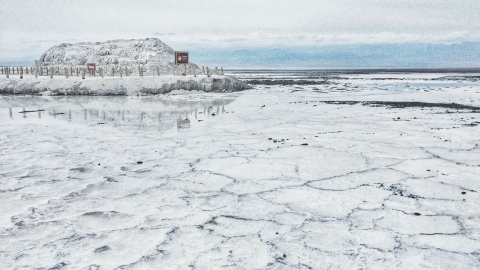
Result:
[0, 75, 251, 96]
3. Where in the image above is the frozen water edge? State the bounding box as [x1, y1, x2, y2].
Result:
[0, 75, 251, 96]
[0, 74, 480, 269]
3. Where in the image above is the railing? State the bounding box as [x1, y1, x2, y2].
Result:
[0, 65, 225, 79]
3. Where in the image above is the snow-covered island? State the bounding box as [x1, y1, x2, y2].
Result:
[0, 38, 251, 95]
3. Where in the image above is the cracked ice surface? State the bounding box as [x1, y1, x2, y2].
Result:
[1, 71, 480, 269]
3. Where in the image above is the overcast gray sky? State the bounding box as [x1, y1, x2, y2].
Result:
[1, 0, 479, 62]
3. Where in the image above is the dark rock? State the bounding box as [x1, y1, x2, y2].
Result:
[137, 161, 143, 164]
[414, 213, 421, 216]
[15, 221, 25, 227]
[301, 143, 308, 146]
[48, 262, 67, 269]
[94, 245, 111, 253]
[105, 177, 117, 182]
[83, 211, 104, 216]
[462, 191, 466, 195]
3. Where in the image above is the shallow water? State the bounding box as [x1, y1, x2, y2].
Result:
[0, 95, 237, 132]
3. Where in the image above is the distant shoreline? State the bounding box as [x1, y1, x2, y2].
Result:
[225, 67, 480, 74]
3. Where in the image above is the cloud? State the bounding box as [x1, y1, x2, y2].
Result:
[152, 32, 176, 36]
[1, 0, 480, 62]
[167, 31, 480, 48]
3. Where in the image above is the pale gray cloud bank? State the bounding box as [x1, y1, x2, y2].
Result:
[1, 0, 479, 64]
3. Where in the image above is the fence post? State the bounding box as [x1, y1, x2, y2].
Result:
[156, 66, 160, 76]
[82, 68, 86, 79]
[20, 67, 23, 79]
[126, 67, 130, 76]
[100, 68, 103, 78]
[6, 68, 9, 78]
[119, 67, 123, 78]
[194, 66, 196, 77]
[206, 67, 211, 77]
[35, 67, 38, 78]
[202, 66, 205, 74]
[111, 67, 114, 76]
[25, 67, 28, 75]
[76, 67, 79, 77]
[50, 67, 54, 78]
[221, 67, 224, 75]
[64, 67, 68, 78]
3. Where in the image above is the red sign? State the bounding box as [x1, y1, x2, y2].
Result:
[87, 63, 96, 71]
[175, 52, 189, 64]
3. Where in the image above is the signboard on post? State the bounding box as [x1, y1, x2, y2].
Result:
[175, 52, 189, 64]
[87, 63, 96, 72]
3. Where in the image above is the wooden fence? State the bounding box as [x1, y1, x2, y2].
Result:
[0, 65, 225, 79]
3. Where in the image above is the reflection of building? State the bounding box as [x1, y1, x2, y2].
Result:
[177, 118, 191, 129]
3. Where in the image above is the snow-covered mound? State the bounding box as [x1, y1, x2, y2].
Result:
[39, 38, 199, 76]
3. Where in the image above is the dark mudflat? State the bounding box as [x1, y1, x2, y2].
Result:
[321, 101, 480, 110]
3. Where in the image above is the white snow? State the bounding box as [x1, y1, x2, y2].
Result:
[38, 38, 200, 76]
[1, 71, 480, 269]
[0, 75, 251, 95]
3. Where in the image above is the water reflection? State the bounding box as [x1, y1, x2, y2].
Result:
[1, 96, 236, 132]
[177, 117, 191, 129]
